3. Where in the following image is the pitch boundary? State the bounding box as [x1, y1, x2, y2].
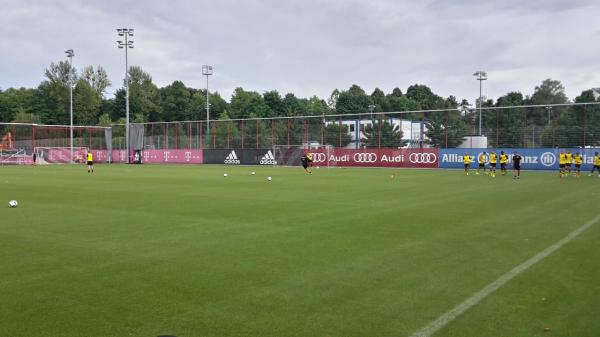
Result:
[409, 213, 600, 337]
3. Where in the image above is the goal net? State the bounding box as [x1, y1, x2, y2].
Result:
[34, 147, 89, 164]
[273, 144, 334, 168]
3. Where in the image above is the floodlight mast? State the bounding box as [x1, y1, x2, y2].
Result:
[117, 28, 134, 162]
[473, 70, 487, 136]
[65, 49, 74, 163]
[202, 65, 214, 135]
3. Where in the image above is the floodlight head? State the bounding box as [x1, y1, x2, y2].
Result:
[473, 70, 487, 80]
[65, 49, 74, 57]
[202, 65, 213, 75]
[128, 29, 134, 36]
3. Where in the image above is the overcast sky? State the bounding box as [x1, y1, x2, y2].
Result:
[1, 0, 599, 104]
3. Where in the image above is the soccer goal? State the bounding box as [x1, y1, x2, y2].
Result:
[34, 147, 89, 164]
[273, 144, 333, 168]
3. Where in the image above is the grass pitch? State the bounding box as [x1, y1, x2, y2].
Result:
[1, 164, 599, 337]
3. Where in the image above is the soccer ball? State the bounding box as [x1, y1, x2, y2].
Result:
[223, 173, 228, 177]
[251, 171, 256, 175]
[267, 176, 272, 181]
[8, 200, 18, 208]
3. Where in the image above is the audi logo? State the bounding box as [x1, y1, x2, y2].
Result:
[312, 153, 327, 162]
[409, 153, 437, 164]
[353, 153, 378, 163]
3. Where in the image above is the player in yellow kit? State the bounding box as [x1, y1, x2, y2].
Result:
[477, 151, 488, 175]
[488, 151, 497, 177]
[499, 151, 509, 176]
[559, 151, 567, 178]
[565, 151, 573, 175]
[86, 151, 94, 173]
[573, 152, 583, 177]
[463, 153, 472, 176]
[590, 152, 600, 177]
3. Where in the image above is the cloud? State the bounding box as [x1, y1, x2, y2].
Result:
[1, 0, 599, 104]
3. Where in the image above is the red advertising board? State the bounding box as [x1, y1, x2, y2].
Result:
[309, 148, 439, 168]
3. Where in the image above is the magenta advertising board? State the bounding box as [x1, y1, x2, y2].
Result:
[141, 149, 203, 164]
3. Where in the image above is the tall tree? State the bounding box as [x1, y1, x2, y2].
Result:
[335, 85, 373, 114]
[263, 90, 284, 117]
[81, 66, 111, 97]
[327, 89, 340, 111]
[73, 79, 101, 125]
[0, 88, 37, 122]
[494, 92, 527, 147]
[424, 110, 468, 148]
[230, 87, 269, 119]
[370, 88, 389, 112]
[117, 66, 162, 122]
[161, 81, 191, 121]
[362, 119, 406, 148]
[530, 79, 569, 126]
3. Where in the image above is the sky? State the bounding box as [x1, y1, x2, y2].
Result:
[1, 0, 599, 104]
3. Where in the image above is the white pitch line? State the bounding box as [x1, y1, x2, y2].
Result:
[409, 213, 600, 337]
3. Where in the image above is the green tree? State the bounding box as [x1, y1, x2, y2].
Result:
[327, 89, 340, 111]
[370, 88, 389, 112]
[425, 110, 468, 148]
[73, 79, 101, 125]
[530, 79, 569, 126]
[161, 81, 191, 121]
[11, 110, 41, 124]
[230, 87, 269, 119]
[211, 110, 239, 148]
[0, 88, 37, 122]
[335, 85, 373, 114]
[81, 66, 111, 97]
[362, 119, 406, 148]
[323, 123, 352, 147]
[282, 93, 308, 117]
[263, 90, 284, 117]
[493, 92, 527, 147]
[114, 66, 162, 122]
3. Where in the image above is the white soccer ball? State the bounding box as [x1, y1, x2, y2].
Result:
[251, 171, 256, 175]
[8, 200, 18, 208]
[223, 173, 228, 177]
[267, 176, 272, 181]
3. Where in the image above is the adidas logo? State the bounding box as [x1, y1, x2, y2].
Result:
[224, 150, 241, 164]
[259, 150, 277, 165]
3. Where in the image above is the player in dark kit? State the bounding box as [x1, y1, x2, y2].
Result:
[512, 151, 522, 179]
[301, 153, 314, 174]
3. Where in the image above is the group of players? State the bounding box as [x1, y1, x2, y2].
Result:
[557, 151, 600, 178]
[463, 151, 522, 178]
[463, 150, 600, 179]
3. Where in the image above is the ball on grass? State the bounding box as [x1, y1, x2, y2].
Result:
[9, 200, 18, 208]
[223, 173, 228, 177]
[267, 176, 272, 181]
[251, 171, 256, 175]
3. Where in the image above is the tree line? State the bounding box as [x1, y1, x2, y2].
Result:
[1, 60, 599, 148]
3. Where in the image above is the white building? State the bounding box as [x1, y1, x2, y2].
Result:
[326, 118, 430, 148]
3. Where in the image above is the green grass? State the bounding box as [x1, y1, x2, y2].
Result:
[1, 164, 599, 337]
